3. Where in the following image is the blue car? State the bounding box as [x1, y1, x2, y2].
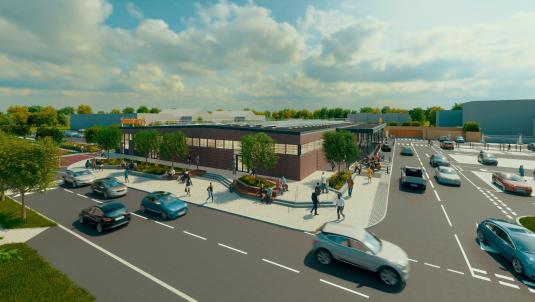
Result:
[477, 218, 535, 279]
[140, 191, 188, 220]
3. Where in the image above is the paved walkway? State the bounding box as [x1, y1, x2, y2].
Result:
[0, 226, 49, 244]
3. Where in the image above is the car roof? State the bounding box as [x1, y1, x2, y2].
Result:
[402, 146, 412, 150]
[433, 153, 446, 158]
[321, 222, 365, 240]
[98, 202, 126, 212]
[148, 191, 172, 197]
[404, 165, 422, 171]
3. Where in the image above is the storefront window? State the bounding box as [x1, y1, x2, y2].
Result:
[274, 144, 286, 154]
[224, 140, 233, 149]
[286, 144, 298, 155]
[216, 140, 224, 149]
[233, 141, 241, 151]
[207, 139, 215, 148]
[192, 138, 199, 147]
[186, 137, 192, 146]
[199, 138, 207, 147]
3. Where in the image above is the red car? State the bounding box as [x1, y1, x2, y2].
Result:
[492, 172, 532, 196]
[440, 140, 454, 150]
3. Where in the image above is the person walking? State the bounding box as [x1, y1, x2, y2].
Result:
[347, 176, 354, 197]
[366, 166, 373, 184]
[124, 168, 129, 183]
[91, 158, 96, 171]
[195, 155, 200, 170]
[336, 192, 345, 221]
[265, 186, 273, 204]
[314, 182, 321, 195]
[186, 177, 192, 196]
[187, 154, 192, 167]
[310, 191, 319, 215]
[320, 172, 328, 194]
[206, 182, 214, 202]
[85, 160, 90, 169]
[519, 165, 525, 177]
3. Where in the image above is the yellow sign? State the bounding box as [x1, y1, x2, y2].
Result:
[121, 118, 146, 126]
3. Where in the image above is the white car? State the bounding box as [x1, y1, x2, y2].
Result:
[63, 168, 95, 188]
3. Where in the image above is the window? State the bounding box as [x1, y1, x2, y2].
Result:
[349, 239, 370, 253]
[192, 138, 199, 147]
[286, 144, 298, 155]
[199, 138, 207, 147]
[326, 235, 349, 247]
[224, 140, 233, 149]
[207, 139, 215, 148]
[233, 141, 241, 151]
[186, 137, 192, 146]
[274, 144, 286, 154]
[216, 140, 224, 149]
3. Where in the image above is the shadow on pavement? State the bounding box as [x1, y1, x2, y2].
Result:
[71, 220, 129, 237]
[397, 182, 426, 194]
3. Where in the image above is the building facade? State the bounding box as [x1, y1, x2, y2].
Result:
[347, 112, 410, 124]
[436, 110, 463, 127]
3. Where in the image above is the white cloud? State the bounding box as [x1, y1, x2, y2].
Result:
[126, 2, 144, 20]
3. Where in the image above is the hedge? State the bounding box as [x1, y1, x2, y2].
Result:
[328, 170, 352, 190]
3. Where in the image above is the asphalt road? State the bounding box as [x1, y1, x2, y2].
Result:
[11, 140, 535, 301]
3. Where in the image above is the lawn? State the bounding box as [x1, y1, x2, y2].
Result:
[519, 216, 535, 233]
[0, 197, 56, 229]
[0, 243, 94, 302]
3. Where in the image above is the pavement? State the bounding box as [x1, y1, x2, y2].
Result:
[0, 226, 49, 244]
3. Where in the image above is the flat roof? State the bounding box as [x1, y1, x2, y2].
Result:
[340, 123, 386, 133]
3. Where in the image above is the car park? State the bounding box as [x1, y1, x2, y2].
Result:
[63, 168, 95, 188]
[429, 154, 450, 167]
[435, 166, 461, 186]
[492, 172, 532, 196]
[477, 218, 535, 279]
[78, 202, 131, 233]
[440, 140, 454, 150]
[400, 166, 426, 191]
[400, 146, 414, 156]
[312, 222, 410, 287]
[381, 143, 392, 152]
[528, 143, 535, 151]
[455, 136, 465, 143]
[140, 191, 189, 220]
[438, 136, 449, 142]
[478, 152, 498, 166]
[91, 178, 128, 199]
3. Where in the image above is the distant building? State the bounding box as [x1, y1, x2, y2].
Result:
[347, 112, 409, 123]
[436, 110, 463, 127]
[70, 113, 136, 130]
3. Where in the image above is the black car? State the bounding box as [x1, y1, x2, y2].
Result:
[400, 166, 426, 191]
[400, 146, 414, 156]
[381, 143, 392, 152]
[78, 202, 131, 233]
[430, 154, 450, 167]
[478, 152, 498, 166]
[528, 143, 535, 151]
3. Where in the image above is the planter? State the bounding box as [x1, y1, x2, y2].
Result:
[517, 216, 535, 233]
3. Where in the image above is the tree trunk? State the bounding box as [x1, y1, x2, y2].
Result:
[338, 161, 341, 173]
[21, 191, 27, 220]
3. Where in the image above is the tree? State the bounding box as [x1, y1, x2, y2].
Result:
[463, 121, 480, 132]
[133, 130, 160, 163]
[35, 127, 64, 144]
[30, 106, 57, 126]
[77, 104, 93, 114]
[452, 103, 464, 110]
[0, 131, 10, 201]
[96, 126, 121, 158]
[6, 137, 59, 220]
[409, 107, 426, 123]
[425, 106, 443, 126]
[149, 107, 161, 113]
[57, 106, 75, 115]
[137, 106, 150, 113]
[7, 106, 30, 124]
[97, 110, 105, 114]
[57, 113, 69, 127]
[28, 105, 43, 113]
[323, 130, 360, 173]
[123, 107, 135, 114]
[381, 106, 391, 114]
[0, 113, 10, 126]
[110, 108, 121, 114]
[85, 126, 102, 143]
[160, 132, 188, 168]
[240, 133, 278, 175]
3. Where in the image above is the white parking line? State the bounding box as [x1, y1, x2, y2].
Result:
[473, 274, 491, 282]
[408, 258, 418, 263]
[319, 279, 369, 299]
[472, 268, 487, 274]
[511, 211, 517, 216]
[454, 233, 478, 279]
[433, 190, 441, 202]
[501, 210, 507, 215]
[304, 232, 315, 236]
[492, 202, 498, 206]
[429, 181, 435, 189]
[529, 288, 535, 294]
[218, 243, 248, 255]
[155, 221, 174, 229]
[498, 281, 520, 289]
[425, 172, 430, 179]
[130, 213, 148, 220]
[447, 269, 464, 275]
[494, 273, 514, 281]
[440, 204, 453, 227]
[262, 258, 300, 274]
[183, 230, 207, 240]
[425, 154, 430, 158]
[424, 262, 440, 269]
[64, 189, 73, 193]
[76, 193, 88, 199]
[497, 206, 503, 210]
[507, 215, 513, 219]
[57, 224, 198, 302]
[91, 198, 103, 204]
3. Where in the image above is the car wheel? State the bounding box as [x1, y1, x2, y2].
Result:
[161, 211, 168, 220]
[379, 267, 401, 286]
[477, 229, 485, 244]
[140, 205, 146, 213]
[512, 258, 524, 275]
[315, 249, 332, 265]
[96, 223, 103, 233]
[78, 216, 84, 224]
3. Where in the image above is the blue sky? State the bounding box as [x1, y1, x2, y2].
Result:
[1, 0, 535, 111]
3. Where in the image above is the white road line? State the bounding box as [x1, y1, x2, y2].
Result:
[497, 206, 503, 210]
[506, 215, 513, 219]
[304, 232, 315, 236]
[529, 288, 535, 294]
[57, 224, 198, 302]
[473, 274, 491, 281]
[433, 190, 441, 202]
[408, 258, 418, 263]
[429, 181, 435, 189]
[447, 269, 465, 275]
[498, 281, 520, 289]
[494, 273, 514, 281]
[262, 258, 300, 274]
[64, 189, 73, 193]
[472, 268, 487, 274]
[454, 234, 475, 277]
[492, 202, 498, 206]
[91, 198, 102, 204]
[183, 230, 207, 240]
[511, 211, 517, 216]
[130, 213, 148, 220]
[424, 262, 440, 269]
[76, 193, 88, 199]
[425, 172, 430, 179]
[440, 204, 453, 227]
[501, 210, 507, 215]
[319, 279, 369, 299]
[218, 243, 248, 255]
[155, 221, 174, 229]
[425, 154, 430, 158]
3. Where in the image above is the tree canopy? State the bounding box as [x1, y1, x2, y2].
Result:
[240, 132, 278, 174]
[137, 106, 150, 113]
[134, 130, 160, 162]
[160, 132, 188, 167]
[76, 104, 93, 114]
[323, 130, 360, 172]
[95, 126, 121, 158]
[452, 103, 464, 110]
[122, 107, 135, 114]
[35, 127, 64, 144]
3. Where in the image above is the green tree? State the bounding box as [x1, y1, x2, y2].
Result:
[84, 126, 102, 143]
[31, 106, 58, 126]
[160, 132, 188, 168]
[6, 137, 59, 219]
[0, 131, 10, 201]
[149, 107, 161, 113]
[57, 106, 75, 115]
[110, 108, 121, 114]
[323, 130, 360, 172]
[409, 107, 426, 123]
[28, 105, 43, 113]
[134, 130, 160, 163]
[360, 107, 373, 113]
[76, 104, 93, 114]
[240, 133, 278, 175]
[463, 121, 480, 132]
[96, 126, 121, 158]
[381, 106, 391, 114]
[0, 113, 10, 126]
[97, 110, 105, 114]
[122, 107, 135, 114]
[35, 127, 64, 144]
[425, 106, 443, 126]
[7, 106, 30, 124]
[137, 106, 150, 113]
[452, 103, 464, 110]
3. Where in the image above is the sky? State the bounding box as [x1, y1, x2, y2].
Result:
[1, 0, 535, 111]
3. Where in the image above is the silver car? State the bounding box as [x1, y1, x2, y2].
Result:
[63, 168, 95, 188]
[90, 178, 128, 199]
[312, 222, 409, 286]
[435, 166, 461, 186]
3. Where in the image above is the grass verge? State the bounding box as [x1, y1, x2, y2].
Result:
[0, 243, 94, 302]
[519, 216, 535, 233]
[0, 196, 56, 229]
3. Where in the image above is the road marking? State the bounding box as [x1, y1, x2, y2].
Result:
[429, 181, 435, 189]
[472, 268, 487, 274]
[57, 224, 198, 302]
[506, 215, 513, 219]
[492, 201, 498, 205]
[91, 198, 102, 204]
[511, 211, 517, 216]
[498, 281, 520, 289]
[304, 232, 315, 236]
[494, 273, 514, 281]
[447, 269, 465, 275]
[408, 258, 418, 263]
[76, 193, 88, 199]
[433, 190, 441, 202]
[262, 258, 300, 274]
[480, 169, 487, 172]
[130, 213, 148, 220]
[425, 154, 430, 158]
[155, 221, 174, 229]
[64, 189, 73, 193]
[497, 206, 503, 210]
[501, 210, 507, 215]
[440, 204, 453, 227]
[473, 274, 491, 281]
[183, 231, 207, 240]
[424, 262, 440, 269]
[218, 243, 248, 255]
[319, 279, 369, 299]
[529, 288, 535, 294]
[454, 233, 477, 278]
[425, 172, 430, 179]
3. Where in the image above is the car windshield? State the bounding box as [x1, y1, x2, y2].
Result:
[362, 231, 382, 254]
[439, 167, 455, 174]
[104, 179, 122, 187]
[159, 194, 179, 205]
[504, 174, 524, 181]
[434, 154, 446, 160]
[513, 234, 535, 253]
[405, 168, 422, 177]
[73, 170, 91, 177]
[444, 141, 453, 144]
[403, 147, 412, 152]
[483, 153, 496, 159]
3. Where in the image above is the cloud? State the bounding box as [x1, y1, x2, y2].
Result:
[126, 2, 144, 20]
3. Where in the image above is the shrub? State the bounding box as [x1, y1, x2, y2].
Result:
[239, 175, 275, 188]
[401, 122, 411, 126]
[410, 121, 421, 126]
[328, 171, 352, 190]
[387, 122, 399, 126]
[519, 217, 535, 233]
[463, 121, 480, 132]
[60, 142, 101, 153]
[35, 127, 64, 144]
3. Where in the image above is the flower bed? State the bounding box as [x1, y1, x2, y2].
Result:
[239, 175, 275, 188]
[60, 141, 101, 153]
[328, 170, 352, 190]
[99, 158, 185, 176]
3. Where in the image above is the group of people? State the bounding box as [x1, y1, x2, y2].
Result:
[119, 159, 138, 171]
[85, 158, 104, 172]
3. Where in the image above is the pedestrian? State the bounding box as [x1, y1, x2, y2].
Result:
[124, 168, 129, 183]
[91, 158, 96, 171]
[354, 163, 361, 175]
[80, 145, 85, 153]
[195, 155, 200, 170]
[281, 176, 288, 192]
[314, 182, 321, 195]
[320, 172, 328, 193]
[336, 192, 345, 220]
[347, 176, 354, 197]
[366, 166, 373, 184]
[120, 159, 126, 169]
[187, 154, 192, 167]
[85, 160, 90, 169]
[186, 177, 192, 196]
[206, 182, 214, 202]
[519, 165, 525, 177]
[98, 160, 104, 171]
[330, 161, 336, 171]
[265, 186, 273, 204]
[310, 191, 319, 215]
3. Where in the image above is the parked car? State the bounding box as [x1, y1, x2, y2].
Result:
[63, 168, 95, 188]
[381, 143, 392, 152]
[435, 166, 461, 186]
[140, 191, 189, 220]
[312, 222, 410, 286]
[455, 136, 465, 144]
[438, 136, 449, 142]
[440, 140, 455, 150]
[477, 218, 535, 279]
[528, 143, 535, 151]
[400, 146, 414, 156]
[492, 172, 532, 196]
[91, 178, 128, 199]
[78, 202, 131, 233]
[429, 154, 450, 167]
[400, 166, 426, 191]
[478, 152, 498, 166]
